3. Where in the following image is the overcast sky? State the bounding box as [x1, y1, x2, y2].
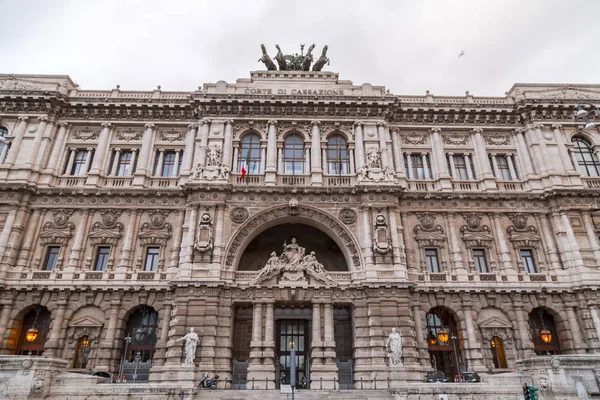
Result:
[1, 0, 599, 96]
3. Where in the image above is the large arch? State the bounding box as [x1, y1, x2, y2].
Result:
[224, 205, 362, 272]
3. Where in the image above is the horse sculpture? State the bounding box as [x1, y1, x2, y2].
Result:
[301, 44, 316, 71]
[274, 45, 288, 71]
[311, 45, 330, 72]
[258, 44, 277, 71]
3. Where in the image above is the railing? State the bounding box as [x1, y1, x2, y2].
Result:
[147, 177, 180, 188]
[56, 176, 87, 187]
[451, 180, 480, 191]
[217, 376, 407, 390]
[328, 272, 353, 282]
[497, 180, 525, 191]
[324, 175, 355, 187]
[231, 174, 265, 185]
[235, 272, 258, 281]
[103, 176, 133, 187]
[278, 175, 309, 186]
[406, 179, 437, 191]
[582, 177, 600, 188]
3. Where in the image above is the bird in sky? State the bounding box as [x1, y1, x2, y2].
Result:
[458, 51, 465, 58]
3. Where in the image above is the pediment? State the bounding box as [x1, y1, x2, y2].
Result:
[415, 231, 446, 241]
[508, 230, 541, 243]
[39, 228, 73, 238]
[533, 88, 600, 100]
[509, 84, 600, 101]
[139, 230, 172, 240]
[88, 229, 122, 239]
[69, 315, 104, 328]
[461, 231, 494, 242]
[478, 316, 513, 329]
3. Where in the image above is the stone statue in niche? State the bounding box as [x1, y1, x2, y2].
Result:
[249, 238, 336, 286]
[357, 146, 395, 183]
[372, 214, 392, 254]
[386, 328, 403, 367]
[175, 327, 201, 366]
[193, 213, 214, 253]
[194, 144, 230, 181]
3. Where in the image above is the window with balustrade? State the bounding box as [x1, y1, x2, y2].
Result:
[489, 154, 515, 180]
[62, 148, 93, 176]
[107, 150, 137, 177]
[404, 153, 432, 180]
[326, 135, 350, 175]
[572, 137, 600, 177]
[446, 154, 475, 180]
[282, 133, 305, 174]
[0, 126, 9, 163]
[238, 134, 262, 174]
[153, 150, 182, 177]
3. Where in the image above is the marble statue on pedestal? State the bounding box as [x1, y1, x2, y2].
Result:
[175, 327, 201, 365]
[386, 328, 403, 367]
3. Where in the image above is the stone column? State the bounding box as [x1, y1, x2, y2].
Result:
[390, 128, 404, 176]
[377, 122, 390, 170]
[168, 211, 185, 274]
[430, 127, 449, 178]
[304, 146, 310, 174]
[133, 123, 155, 183]
[212, 205, 225, 259]
[155, 149, 165, 176]
[589, 307, 600, 346]
[265, 120, 278, 185]
[66, 209, 90, 271]
[550, 211, 574, 269]
[173, 149, 181, 177]
[506, 153, 518, 180]
[401, 212, 417, 276]
[565, 304, 586, 353]
[263, 302, 275, 366]
[5, 116, 28, 166]
[514, 128, 535, 177]
[354, 122, 365, 170]
[0, 302, 13, 350]
[197, 119, 210, 167]
[464, 153, 474, 180]
[348, 147, 355, 174]
[360, 206, 374, 272]
[582, 212, 600, 266]
[553, 124, 575, 172]
[513, 302, 535, 358]
[471, 128, 493, 178]
[88, 122, 112, 175]
[311, 302, 338, 388]
[321, 146, 328, 174]
[222, 120, 234, 169]
[247, 301, 270, 387]
[180, 123, 198, 177]
[422, 153, 431, 179]
[412, 302, 429, 367]
[310, 121, 323, 185]
[64, 149, 76, 175]
[561, 213, 585, 268]
[26, 116, 49, 168]
[97, 300, 121, 370]
[232, 144, 239, 173]
[154, 303, 172, 366]
[260, 144, 266, 173]
[491, 214, 513, 273]
[46, 122, 70, 173]
[44, 303, 67, 357]
[490, 153, 500, 178]
[118, 210, 138, 272]
[311, 302, 322, 366]
[179, 204, 199, 277]
[14, 209, 42, 269]
[110, 149, 121, 176]
[388, 208, 406, 278]
[448, 153, 456, 179]
[81, 148, 93, 176]
[405, 154, 413, 179]
[536, 214, 561, 271]
[462, 300, 484, 371]
[0, 208, 18, 267]
[445, 213, 466, 276]
[533, 123, 552, 173]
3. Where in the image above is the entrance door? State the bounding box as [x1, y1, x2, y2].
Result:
[277, 319, 308, 387]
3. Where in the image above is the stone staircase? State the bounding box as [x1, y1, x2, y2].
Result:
[195, 389, 394, 400]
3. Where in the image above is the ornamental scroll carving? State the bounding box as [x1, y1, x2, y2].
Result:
[442, 132, 468, 146]
[116, 127, 142, 141]
[249, 238, 336, 286]
[72, 127, 99, 141]
[88, 210, 123, 246]
[507, 213, 541, 248]
[459, 213, 493, 248]
[403, 131, 427, 145]
[484, 132, 511, 146]
[194, 213, 214, 253]
[194, 144, 230, 181]
[357, 146, 394, 183]
[159, 128, 184, 142]
[226, 205, 361, 270]
[413, 213, 446, 248]
[39, 210, 75, 245]
[231, 207, 249, 224]
[372, 214, 392, 254]
[138, 210, 172, 246]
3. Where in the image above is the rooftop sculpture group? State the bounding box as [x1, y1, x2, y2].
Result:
[259, 44, 330, 72]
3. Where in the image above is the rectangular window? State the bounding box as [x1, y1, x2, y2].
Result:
[117, 151, 134, 176]
[452, 155, 470, 180]
[404, 153, 432, 180]
[161, 151, 177, 177]
[43, 246, 60, 271]
[94, 246, 110, 271]
[472, 248, 489, 273]
[520, 249, 537, 273]
[425, 248, 440, 273]
[70, 150, 88, 176]
[144, 247, 160, 272]
[489, 155, 513, 181]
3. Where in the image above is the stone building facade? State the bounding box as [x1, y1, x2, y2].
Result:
[0, 69, 600, 390]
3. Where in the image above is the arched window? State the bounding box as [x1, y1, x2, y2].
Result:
[283, 133, 304, 174]
[122, 307, 159, 362]
[16, 307, 52, 356]
[572, 137, 600, 177]
[490, 336, 507, 368]
[327, 135, 350, 174]
[238, 134, 262, 174]
[425, 307, 463, 377]
[528, 308, 561, 355]
[73, 336, 91, 368]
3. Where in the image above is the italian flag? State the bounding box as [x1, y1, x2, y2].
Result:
[240, 153, 249, 179]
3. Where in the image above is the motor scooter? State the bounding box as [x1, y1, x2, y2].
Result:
[197, 372, 219, 389]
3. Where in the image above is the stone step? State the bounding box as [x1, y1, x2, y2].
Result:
[194, 389, 393, 400]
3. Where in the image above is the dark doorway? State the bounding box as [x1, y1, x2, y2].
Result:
[277, 319, 308, 386]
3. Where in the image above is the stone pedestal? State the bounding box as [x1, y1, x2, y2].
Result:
[0, 355, 69, 399]
[309, 363, 339, 389]
[246, 364, 275, 389]
[149, 364, 197, 388]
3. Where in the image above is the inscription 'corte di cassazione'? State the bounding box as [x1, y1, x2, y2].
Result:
[244, 88, 345, 96]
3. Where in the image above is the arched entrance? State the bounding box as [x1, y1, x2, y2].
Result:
[425, 307, 463, 378]
[528, 308, 561, 355]
[15, 306, 52, 356]
[231, 220, 355, 389]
